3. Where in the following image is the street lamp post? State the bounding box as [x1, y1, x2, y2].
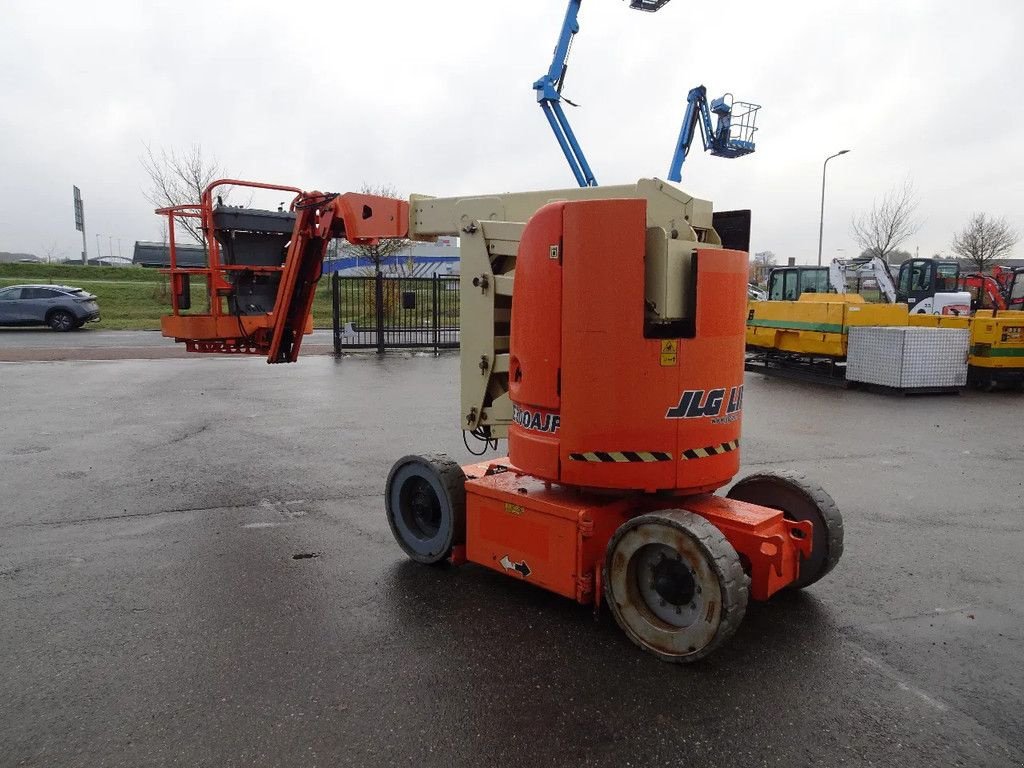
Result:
[817, 149, 850, 266]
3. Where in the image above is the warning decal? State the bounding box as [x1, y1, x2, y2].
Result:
[569, 451, 672, 463]
[660, 339, 678, 367]
[680, 440, 739, 461]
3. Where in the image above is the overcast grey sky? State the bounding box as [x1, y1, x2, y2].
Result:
[1, 0, 1021, 263]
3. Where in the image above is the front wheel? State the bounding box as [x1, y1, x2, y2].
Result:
[604, 510, 749, 663]
[47, 310, 75, 332]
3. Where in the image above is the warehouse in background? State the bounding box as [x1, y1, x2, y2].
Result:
[133, 241, 207, 268]
[324, 237, 459, 277]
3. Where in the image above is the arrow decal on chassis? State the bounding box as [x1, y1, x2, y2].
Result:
[499, 555, 532, 578]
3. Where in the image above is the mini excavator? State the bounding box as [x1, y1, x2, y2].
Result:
[157, 178, 843, 662]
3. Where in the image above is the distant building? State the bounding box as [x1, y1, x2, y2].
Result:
[0, 252, 41, 264]
[58, 256, 133, 267]
[133, 241, 207, 268]
[324, 238, 459, 277]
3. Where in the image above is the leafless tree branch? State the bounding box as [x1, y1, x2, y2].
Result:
[42, 241, 64, 264]
[950, 213, 1019, 272]
[850, 179, 921, 263]
[140, 143, 225, 252]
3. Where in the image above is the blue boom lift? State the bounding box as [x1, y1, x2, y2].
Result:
[533, 0, 760, 187]
[666, 86, 760, 182]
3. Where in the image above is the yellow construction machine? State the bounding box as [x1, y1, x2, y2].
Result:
[745, 258, 1023, 388]
[745, 259, 915, 382]
[908, 310, 1024, 390]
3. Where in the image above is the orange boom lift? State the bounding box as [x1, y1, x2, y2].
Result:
[159, 180, 843, 662]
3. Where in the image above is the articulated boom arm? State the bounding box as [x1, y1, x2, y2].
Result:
[959, 273, 1009, 311]
[667, 86, 760, 182]
[159, 179, 408, 363]
[828, 256, 897, 303]
[534, 0, 673, 188]
[992, 266, 1024, 308]
[160, 177, 724, 439]
[533, 1, 595, 187]
[534, 2, 757, 186]
[264, 190, 409, 363]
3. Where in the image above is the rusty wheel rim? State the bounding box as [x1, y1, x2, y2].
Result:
[634, 543, 703, 628]
[608, 522, 723, 658]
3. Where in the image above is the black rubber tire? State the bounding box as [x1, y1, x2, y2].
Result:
[47, 310, 75, 332]
[385, 454, 466, 565]
[604, 510, 749, 663]
[727, 472, 843, 589]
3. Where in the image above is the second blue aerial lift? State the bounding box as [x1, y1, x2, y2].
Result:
[533, 0, 760, 186]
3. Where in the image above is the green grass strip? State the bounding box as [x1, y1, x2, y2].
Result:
[971, 345, 1024, 358]
[747, 318, 846, 334]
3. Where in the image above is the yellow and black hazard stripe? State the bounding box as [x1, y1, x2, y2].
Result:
[568, 451, 672, 463]
[680, 439, 739, 460]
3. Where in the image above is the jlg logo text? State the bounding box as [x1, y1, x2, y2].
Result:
[665, 386, 743, 422]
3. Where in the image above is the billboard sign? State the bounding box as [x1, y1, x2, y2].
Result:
[73, 185, 84, 232]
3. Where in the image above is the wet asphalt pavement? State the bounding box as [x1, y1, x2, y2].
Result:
[0, 329, 336, 362]
[1, 353, 1022, 767]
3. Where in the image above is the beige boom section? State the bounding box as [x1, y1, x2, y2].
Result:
[407, 178, 723, 438]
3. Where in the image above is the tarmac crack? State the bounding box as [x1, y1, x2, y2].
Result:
[839, 604, 974, 631]
[859, 654, 949, 712]
[163, 422, 213, 446]
[6, 493, 384, 530]
[742, 449, 911, 466]
[841, 636, 1024, 763]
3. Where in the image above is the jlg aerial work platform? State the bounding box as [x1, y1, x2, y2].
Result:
[158, 178, 843, 662]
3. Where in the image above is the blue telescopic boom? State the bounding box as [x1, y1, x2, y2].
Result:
[533, 0, 598, 187]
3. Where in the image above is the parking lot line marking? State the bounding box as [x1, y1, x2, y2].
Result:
[860, 655, 949, 712]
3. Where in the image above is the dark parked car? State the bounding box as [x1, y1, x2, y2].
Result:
[0, 284, 101, 331]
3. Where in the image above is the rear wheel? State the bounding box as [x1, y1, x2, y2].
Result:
[385, 454, 466, 564]
[727, 472, 843, 589]
[604, 510, 749, 663]
[970, 377, 997, 392]
[47, 310, 75, 332]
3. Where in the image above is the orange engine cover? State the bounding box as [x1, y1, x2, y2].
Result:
[508, 198, 748, 494]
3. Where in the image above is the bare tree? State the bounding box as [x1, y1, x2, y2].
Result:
[851, 180, 921, 264]
[950, 213, 1019, 272]
[42, 241, 65, 264]
[859, 248, 910, 265]
[140, 144, 224, 252]
[750, 250, 776, 285]
[345, 183, 412, 275]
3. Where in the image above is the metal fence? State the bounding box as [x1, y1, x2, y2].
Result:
[331, 273, 460, 354]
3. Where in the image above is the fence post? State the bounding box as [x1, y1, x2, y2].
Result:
[332, 271, 341, 356]
[432, 274, 440, 354]
[375, 270, 385, 355]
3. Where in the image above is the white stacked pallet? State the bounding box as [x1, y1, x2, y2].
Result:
[847, 326, 969, 391]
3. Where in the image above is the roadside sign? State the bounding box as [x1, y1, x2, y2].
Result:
[73, 185, 85, 232]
